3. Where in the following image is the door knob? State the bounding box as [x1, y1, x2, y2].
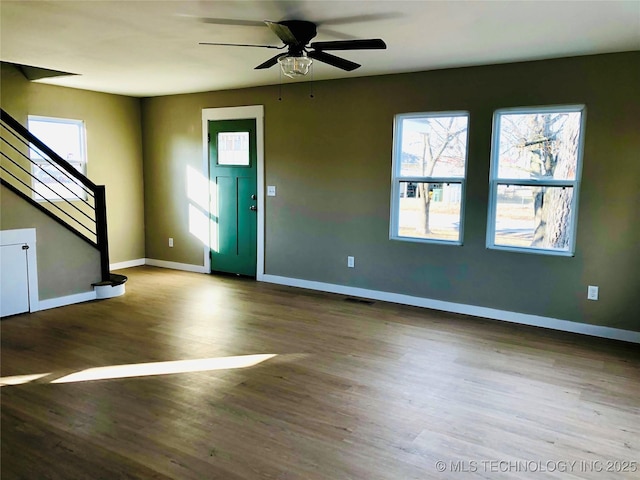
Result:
[249, 205, 257, 211]
[250, 194, 257, 200]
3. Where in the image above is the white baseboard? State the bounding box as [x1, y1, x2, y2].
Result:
[145, 258, 207, 274]
[110, 258, 145, 270]
[261, 274, 640, 344]
[36, 291, 97, 312]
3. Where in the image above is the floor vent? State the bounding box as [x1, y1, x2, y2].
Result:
[344, 297, 375, 305]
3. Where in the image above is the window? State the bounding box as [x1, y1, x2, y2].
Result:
[217, 132, 249, 166]
[28, 116, 87, 201]
[390, 112, 469, 244]
[487, 106, 585, 255]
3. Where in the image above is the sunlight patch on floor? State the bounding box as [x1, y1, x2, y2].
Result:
[51, 354, 277, 383]
[0, 354, 277, 386]
[0, 373, 51, 386]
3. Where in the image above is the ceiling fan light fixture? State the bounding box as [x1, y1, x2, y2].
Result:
[278, 53, 313, 78]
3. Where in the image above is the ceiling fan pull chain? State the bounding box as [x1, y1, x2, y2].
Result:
[310, 64, 315, 99]
[278, 68, 283, 101]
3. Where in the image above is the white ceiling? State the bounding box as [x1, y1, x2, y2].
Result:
[1, 1, 639, 97]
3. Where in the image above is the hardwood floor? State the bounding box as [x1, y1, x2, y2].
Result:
[2, 266, 639, 479]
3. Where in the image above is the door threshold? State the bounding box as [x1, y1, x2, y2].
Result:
[210, 270, 256, 281]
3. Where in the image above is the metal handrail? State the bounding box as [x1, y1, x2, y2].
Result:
[0, 151, 97, 226]
[0, 165, 96, 237]
[0, 109, 97, 190]
[1, 127, 95, 199]
[1, 179, 98, 248]
[0, 108, 110, 281]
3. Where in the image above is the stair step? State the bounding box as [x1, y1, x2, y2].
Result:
[109, 273, 128, 286]
[92, 273, 128, 287]
[93, 272, 127, 300]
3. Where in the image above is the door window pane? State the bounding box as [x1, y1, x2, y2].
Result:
[217, 132, 249, 166]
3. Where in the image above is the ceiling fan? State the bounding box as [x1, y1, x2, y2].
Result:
[199, 20, 387, 78]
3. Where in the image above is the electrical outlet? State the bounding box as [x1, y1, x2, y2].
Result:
[347, 256, 355, 268]
[587, 285, 599, 301]
[169, 237, 174, 248]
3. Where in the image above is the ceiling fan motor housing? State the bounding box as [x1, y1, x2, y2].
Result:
[277, 20, 318, 49]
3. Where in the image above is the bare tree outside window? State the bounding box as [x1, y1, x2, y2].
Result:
[391, 112, 469, 243]
[489, 107, 584, 254]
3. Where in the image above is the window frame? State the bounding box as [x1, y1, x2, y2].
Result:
[28, 115, 88, 202]
[389, 111, 470, 245]
[486, 104, 586, 256]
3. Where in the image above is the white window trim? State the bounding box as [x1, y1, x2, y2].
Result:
[389, 111, 470, 245]
[28, 115, 88, 202]
[486, 104, 586, 256]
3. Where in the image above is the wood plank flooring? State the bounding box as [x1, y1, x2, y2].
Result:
[2, 266, 639, 479]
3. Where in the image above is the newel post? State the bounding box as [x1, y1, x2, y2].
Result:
[95, 185, 110, 282]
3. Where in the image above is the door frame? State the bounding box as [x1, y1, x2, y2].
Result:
[201, 106, 265, 279]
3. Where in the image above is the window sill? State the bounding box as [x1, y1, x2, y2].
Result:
[390, 235, 463, 246]
[487, 244, 575, 257]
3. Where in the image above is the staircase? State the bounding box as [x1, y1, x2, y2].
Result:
[0, 108, 126, 300]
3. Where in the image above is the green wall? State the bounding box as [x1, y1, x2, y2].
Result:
[142, 52, 639, 332]
[1, 63, 145, 265]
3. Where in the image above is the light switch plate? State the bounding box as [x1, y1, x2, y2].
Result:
[267, 185, 276, 197]
[587, 285, 599, 300]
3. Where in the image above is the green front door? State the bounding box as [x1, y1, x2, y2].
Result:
[209, 119, 257, 276]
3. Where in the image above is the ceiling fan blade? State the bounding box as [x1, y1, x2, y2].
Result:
[308, 51, 360, 71]
[265, 21, 298, 45]
[199, 42, 282, 49]
[317, 28, 359, 41]
[316, 13, 403, 26]
[310, 39, 387, 51]
[255, 53, 285, 70]
[179, 15, 267, 27]
[200, 18, 266, 27]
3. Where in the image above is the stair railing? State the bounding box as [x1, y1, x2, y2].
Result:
[0, 108, 110, 282]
